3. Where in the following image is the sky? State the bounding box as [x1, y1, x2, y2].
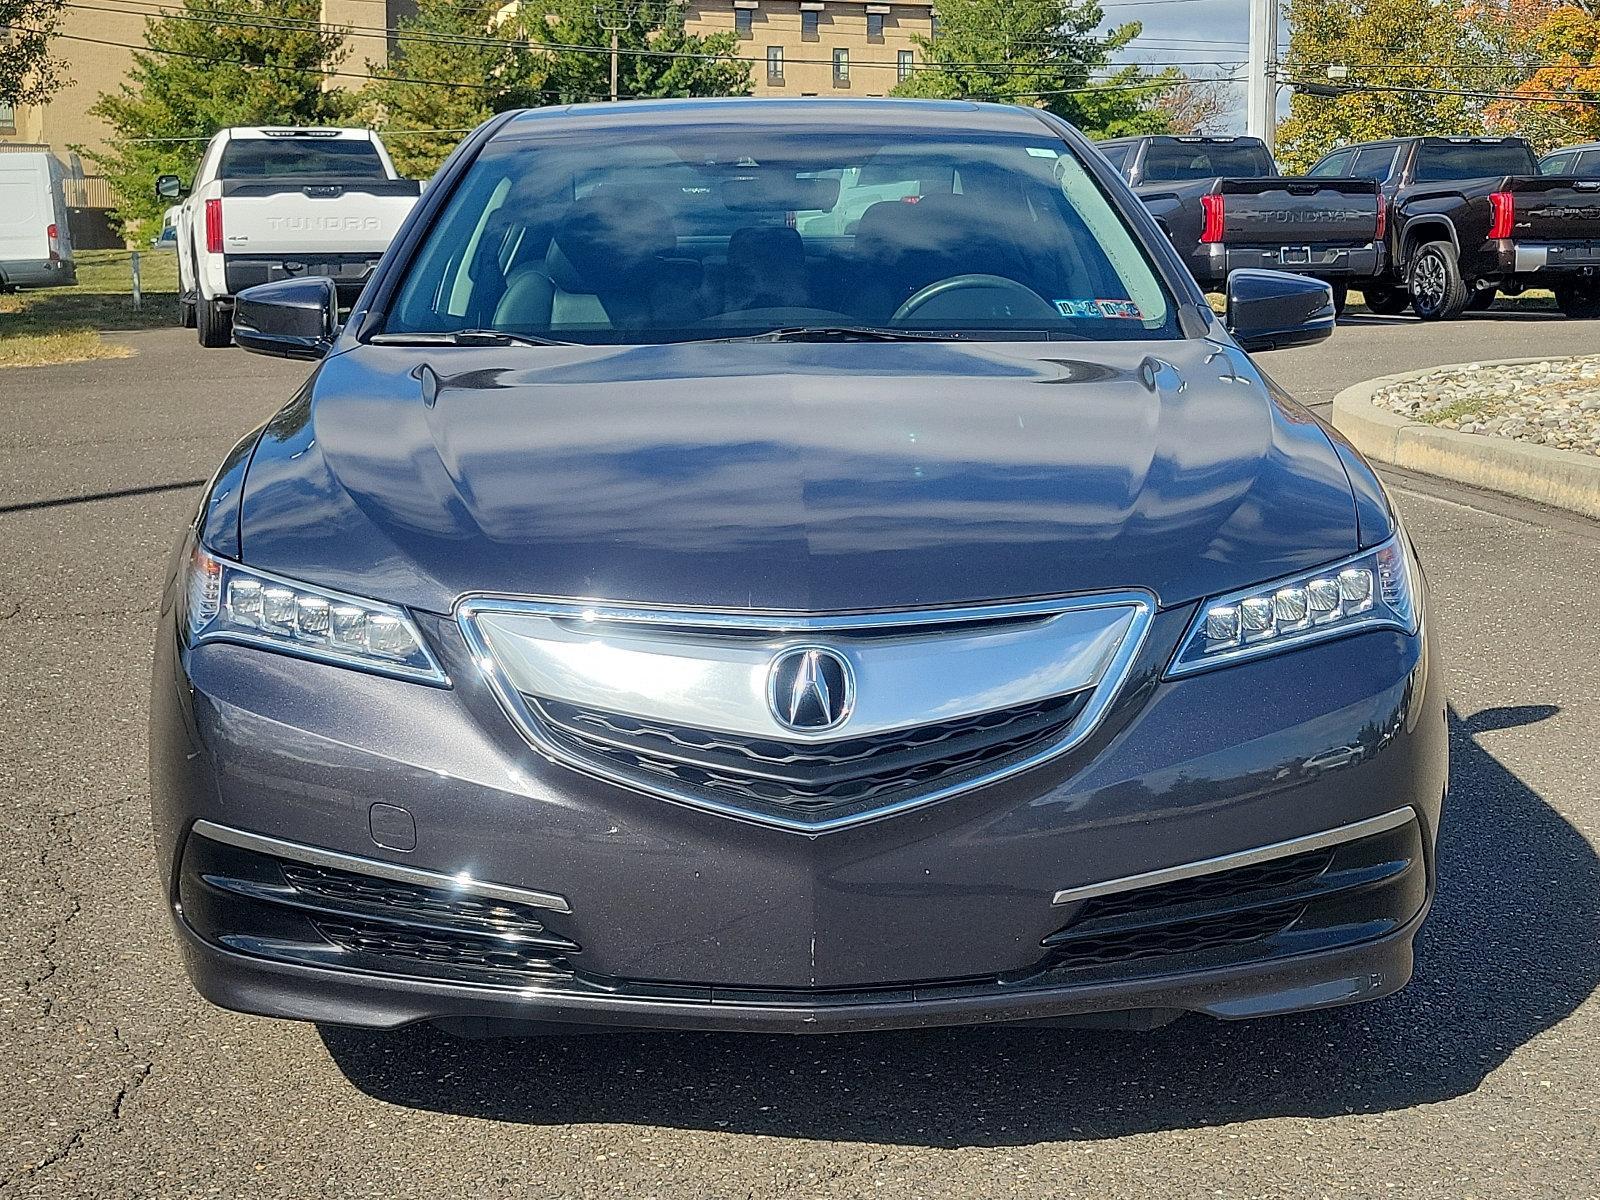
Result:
[1100, 0, 1259, 131]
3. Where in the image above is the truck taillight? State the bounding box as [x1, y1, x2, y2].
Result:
[1374, 199, 1387, 242]
[1488, 191, 1514, 239]
[46, 223, 60, 262]
[1199, 194, 1225, 244]
[204, 198, 224, 254]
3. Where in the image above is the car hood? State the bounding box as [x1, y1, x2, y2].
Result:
[237, 338, 1361, 615]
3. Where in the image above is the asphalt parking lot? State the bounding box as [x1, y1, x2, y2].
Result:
[3, 314, 1598, 1198]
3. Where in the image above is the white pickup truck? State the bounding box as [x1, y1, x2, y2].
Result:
[157, 127, 421, 347]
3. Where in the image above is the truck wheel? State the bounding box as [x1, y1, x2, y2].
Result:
[1327, 280, 1349, 316]
[1555, 282, 1600, 319]
[1467, 287, 1497, 312]
[178, 297, 196, 329]
[196, 297, 232, 348]
[1408, 241, 1469, 321]
[1360, 283, 1410, 315]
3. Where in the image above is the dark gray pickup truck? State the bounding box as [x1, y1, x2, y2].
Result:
[1310, 135, 1600, 320]
[1098, 135, 1383, 310]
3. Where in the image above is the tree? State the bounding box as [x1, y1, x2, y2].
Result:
[361, 0, 543, 178]
[0, 0, 67, 109]
[1276, 0, 1501, 171]
[539, 0, 751, 104]
[86, 0, 354, 233]
[1484, 2, 1600, 148]
[889, 0, 1175, 137]
[1158, 77, 1234, 135]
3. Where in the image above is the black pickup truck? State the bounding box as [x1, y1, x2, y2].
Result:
[1097, 134, 1384, 310]
[1309, 135, 1600, 320]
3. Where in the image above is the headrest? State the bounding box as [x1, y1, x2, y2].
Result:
[727, 224, 804, 271]
[545, 192, 677, 294]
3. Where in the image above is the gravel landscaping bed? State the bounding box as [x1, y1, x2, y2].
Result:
[1374, 356, 1600, 456]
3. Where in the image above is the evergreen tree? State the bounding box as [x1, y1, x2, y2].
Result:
[87, 0, 354, 232]
[889, 0, 1174, 137]
[361, 0, 543, 178]
[539, 0, 750, 104]
[0, 0, 68, 109]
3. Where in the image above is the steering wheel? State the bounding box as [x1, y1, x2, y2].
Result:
[891, 274, 1057, 323]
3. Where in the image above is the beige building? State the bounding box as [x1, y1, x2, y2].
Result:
[0, 0, 932, 241]
[687, 1, 933, 98]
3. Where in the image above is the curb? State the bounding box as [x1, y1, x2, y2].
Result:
[1332, 359, 1600, 521]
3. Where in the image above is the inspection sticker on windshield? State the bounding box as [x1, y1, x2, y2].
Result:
[1025, 146, 1061, 158]
[1054, 298, 1144, 320]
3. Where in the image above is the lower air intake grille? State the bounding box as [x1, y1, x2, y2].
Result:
[314, 918, 575, 980]
[1046, 903, 1304, 970]
[535, 691, 1091, 817]
[281, 862, 558, 938]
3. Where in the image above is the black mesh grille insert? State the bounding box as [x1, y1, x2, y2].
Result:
[1077, 848, 1335, 924]
[314, 918, 575, 979]
[280, 862, 560, 938]
[532, 691, 1091, 816]
[1046, 903, 1303, 970]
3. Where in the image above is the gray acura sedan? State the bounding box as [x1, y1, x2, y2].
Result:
[151, 99, 1446, 1036]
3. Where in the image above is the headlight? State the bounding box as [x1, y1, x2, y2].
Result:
[182, 545, 448, 685]
[1167, 533, 1418, 677]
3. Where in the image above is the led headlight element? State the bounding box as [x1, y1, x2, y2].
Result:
[1168, 534, 1417, 676]
[183, 546, 448, 684]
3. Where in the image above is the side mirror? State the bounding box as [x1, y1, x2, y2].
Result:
[155, 174, 187, 200]
[233, 277, 338, 361]
[1224, 269, 1335, 353]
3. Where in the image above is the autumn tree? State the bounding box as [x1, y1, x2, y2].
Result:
[890, 0, 1176, 137]
[1484, 2, 1600, 147]
[0, 0, 68, 109]
[1277, 0, 1501, 170]
[88, 0, 353, 231]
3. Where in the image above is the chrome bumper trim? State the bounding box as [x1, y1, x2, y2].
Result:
[1051, 806, 1417, 906]
[189, 820, 573, 914]
[1513, 244, 1550, 272]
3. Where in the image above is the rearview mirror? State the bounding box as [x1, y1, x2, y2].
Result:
[155, 174, 187, 200]
[233, 277, 338, 361]
[1224, 269, 1335, 353]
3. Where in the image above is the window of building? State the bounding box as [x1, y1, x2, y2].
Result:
[897, 49, 913, 82]
[0, 103, 15, 134]
[734, 7, 752, 37]
[867, 12, 884, 40]
[832, 47, 849, 85]
[766, 45, 784, 83]
[801, 10, 819, 40]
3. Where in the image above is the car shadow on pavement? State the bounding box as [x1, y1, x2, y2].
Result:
[320, 703, 1597, 1147]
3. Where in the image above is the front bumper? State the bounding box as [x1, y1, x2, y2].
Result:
[151, 583, 1447, 1033]
[1193, 244, 1382, 287]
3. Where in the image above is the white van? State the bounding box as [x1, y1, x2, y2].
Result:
[0, 152, 77, 290]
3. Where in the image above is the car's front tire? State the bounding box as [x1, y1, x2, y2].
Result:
[1556, 281, 1600, 319]
[1361, 282, 1410, 315]
[197, 296, 231, 347]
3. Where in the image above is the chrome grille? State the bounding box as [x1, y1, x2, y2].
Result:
[459, 593, 1154, 830]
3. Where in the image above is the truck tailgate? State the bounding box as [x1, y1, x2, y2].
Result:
[217, 178, 421, 256]
[1203, 176, 1381, 246]
[1501, 175, 1600, 242]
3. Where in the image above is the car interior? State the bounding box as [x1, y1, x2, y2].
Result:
[390, 139, 1172, 340]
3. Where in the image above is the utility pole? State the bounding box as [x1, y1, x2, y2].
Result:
[1247, 0, 1279, 153]
[595, 1, 633, 101]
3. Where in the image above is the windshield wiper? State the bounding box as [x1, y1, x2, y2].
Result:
[369, 329, 573, 347]
[706, 325, 965, 343]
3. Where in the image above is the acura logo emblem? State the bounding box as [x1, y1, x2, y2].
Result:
[767, 646, 854, 732]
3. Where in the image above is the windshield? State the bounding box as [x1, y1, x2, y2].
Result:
[219, 138, 388, 180]
[1413, 141, 1537, 182]
[386, 128, 1178, 344]
[1140, 140, 1272, 181]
